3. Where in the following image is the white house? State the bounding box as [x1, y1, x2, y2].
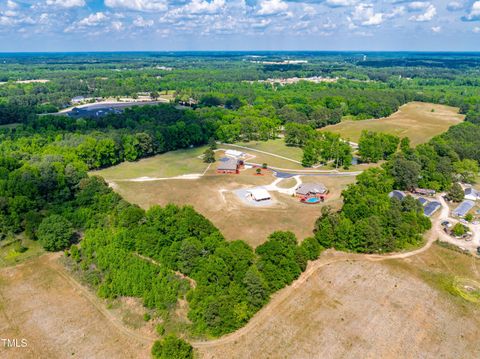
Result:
[464, 187, 480, 201]
[247, 188, 271, 202]
[225, 149, 245, 159]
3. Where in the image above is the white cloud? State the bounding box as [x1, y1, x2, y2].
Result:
[183, 0, 226, 15]
[133, 16, 154, 27]
[104, 0, 167, 12]
[473, 26, 480, 32]
[257, 0, 288, 15]
[431, 25, 441, 32]
[350, 3, 385, 27]
[446, 1, 463, 11]
[6, 0, 19, 9]
[409, 4, 436, 22]
[462, 1, 480, 22]
[46, 0, 85, 8]
[111, 21, 123, 30]
[77, 12, 107, 27]
[324, 0, 358, 7]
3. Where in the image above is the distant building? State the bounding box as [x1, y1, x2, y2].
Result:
[217, 157, 239, 174]
[464, 187, 480, 201]
[296, 183, 328, 197]
[388, 190, 406, 201]
[247, 188, 271, 202]
[414, 188, 436, 197]
[424, 201, 441, 217]
[452, 200, 475, 218]
[67, 106, 121, 119]
[71, 96, 86, 104]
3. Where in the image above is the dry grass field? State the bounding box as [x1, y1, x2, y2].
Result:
[321, 102, 464, 146]
[197, 245, 480, 359]
[0, 254, 151, 359]
[109, 167, 355, 247]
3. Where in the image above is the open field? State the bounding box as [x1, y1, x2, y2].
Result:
[320, 102, 464, 146]
[0, 254, 151, 359]
[232, 139, 303, 162]
[109, 166, 355, 247]
[0, 237, 44, 268]
[197, 245, 480, 358]
[92, 146, 209, 180]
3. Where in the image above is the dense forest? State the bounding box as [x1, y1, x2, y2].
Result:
[2, 52, 480, 354]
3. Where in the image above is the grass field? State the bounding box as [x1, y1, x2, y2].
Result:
[231, 139, 303, 162]
[198, 245, 480, 358]
[0, 254, 151, 359]
[320, 102, 464, 146]
[0, 237, 44, 268]
[92, 146, 209, 180]
[109, 166, 355, 247]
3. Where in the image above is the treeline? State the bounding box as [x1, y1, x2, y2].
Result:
[314, 120, 480, 253]
[358, 131, 400, 163]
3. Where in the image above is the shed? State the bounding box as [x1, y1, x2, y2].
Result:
[417, 197, 429, 206]
[464, 187, 479, 201]
[452, 200, 475, 218]
[388, 190, 406, 201]
[414, 188, 436, 196]
[71, 96, 85, 104]
[424, 201, 441, 217]
[296, 183, 328, 196]
[247, 188, 271, 201]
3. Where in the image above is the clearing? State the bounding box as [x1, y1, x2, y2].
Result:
[320, 102, 464, 146]
[107, 165, 355, 247]
[0, 254, 151, 359]
[196, 245, 480, 358]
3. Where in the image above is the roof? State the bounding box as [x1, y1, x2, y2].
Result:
[417, 197, 429, 206]
[225, 149, 244, 158]
[247, 188, 271, 201]
[388, 190, 406, 201]
[464, 187, 479, 197]
[217, 157, 238, 171]
[72, 96, 85, 101]
[424, 201, 441, 217]
[415, 188, 436, 195]
[452, 200, 475, 217]
[296, 183, 328, 195]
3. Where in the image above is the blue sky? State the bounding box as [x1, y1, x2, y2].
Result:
[1, 0, 480, 51]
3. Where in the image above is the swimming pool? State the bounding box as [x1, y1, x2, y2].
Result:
[305, 197, 320, 204]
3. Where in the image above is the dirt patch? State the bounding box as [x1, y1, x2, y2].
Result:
[0, 254, 151, 359]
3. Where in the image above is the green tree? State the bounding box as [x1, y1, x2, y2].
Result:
[453, 159, 479, 183]
[448, 182, 464, 202]
[37, 214, 74, 251]
[151, 335, 193, 359]
[390, 155, 421, 190]
[203, 148, 216, 163]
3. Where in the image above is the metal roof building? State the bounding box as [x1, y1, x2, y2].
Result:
[424, 201, 441, 217]
[247, 188, 271, 201]
[388, 190, 406, 201]
[452, 200, 475, 218]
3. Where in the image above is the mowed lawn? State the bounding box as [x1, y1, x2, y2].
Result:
[230, 139, 304, 161]
[320, 102, 464, 146]
[91, 146, 209, 180]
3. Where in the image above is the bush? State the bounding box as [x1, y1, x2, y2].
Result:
[151, 335, 193, 359]
[37, 214, 74, 251]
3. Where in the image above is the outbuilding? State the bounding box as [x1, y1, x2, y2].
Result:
[464, 187, 480, 201]
[452, 200, 475, 218]
[247, 188, 271, 202]
[225, 149, 245, 159]
[424, 201, 441, 217]
[388, 190, 406, 201]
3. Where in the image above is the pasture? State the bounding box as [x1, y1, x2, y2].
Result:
[198, 245, 480, 358]
[321, 102, 464, 146]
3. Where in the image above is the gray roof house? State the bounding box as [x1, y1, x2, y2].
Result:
[296, 183, 328, 196]
[424, 201, 441, 217]
[217, 157, 238, 172]
[452, 200, 475, 218]
[388, 190, 406, 201]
